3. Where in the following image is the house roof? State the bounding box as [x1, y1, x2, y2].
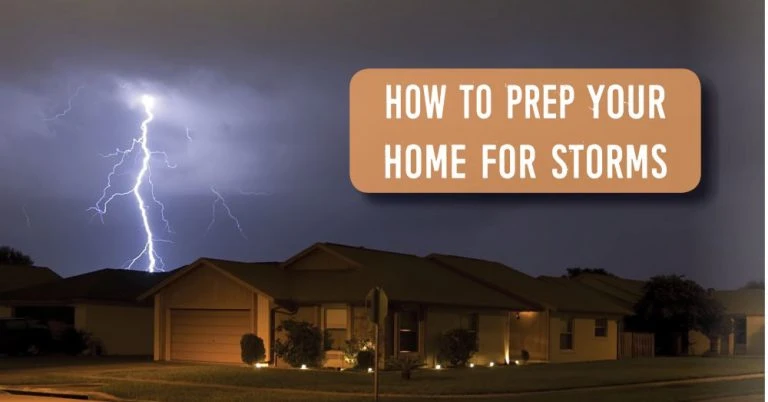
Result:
[0, 268, 171, 306]
[714, 289, 764, 316]
[307, 243, 535, 310]
[569, 273, 645, 309]
[0, 265, 62, 293]
[142, 243, 536, 311]
[427, 254, 631, 316]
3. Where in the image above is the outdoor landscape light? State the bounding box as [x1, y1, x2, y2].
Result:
[469, 363, 475, 368]
[489, 362, 495, 367]
[367, 367, 373, 373]
[254, 363, 267, 369]
[300, 364, 308, 370]
[435, 364, 442, 370]
[514, 360, 521, 366]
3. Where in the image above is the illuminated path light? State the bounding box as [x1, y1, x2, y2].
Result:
[88, 94, 173, 273]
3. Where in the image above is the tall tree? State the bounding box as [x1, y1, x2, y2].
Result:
[633, 275, 726, 355]
[564, 267, 614, 278]
[742, 280, 764, 290]
[0, 246, 34, 265]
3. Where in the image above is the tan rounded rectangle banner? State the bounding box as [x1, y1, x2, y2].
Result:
[349, 68, 701, 193]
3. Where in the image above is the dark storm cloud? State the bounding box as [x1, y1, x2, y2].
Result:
[0, 0, 762, 289]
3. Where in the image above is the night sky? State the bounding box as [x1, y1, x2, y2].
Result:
[0, 1, 763, 289]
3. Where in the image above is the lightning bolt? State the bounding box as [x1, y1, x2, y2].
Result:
[88, 94, 173, 273]
[44, 85, 85, 122]
[185, 127, 193, 141]
[21, 204, 31, 229]
[206, 186, 247, 240]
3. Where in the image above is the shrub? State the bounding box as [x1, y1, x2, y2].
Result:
[343, 338, 375, 367]
[385, 356, 424, 380]
[436, 328, 478, 367]
[274, 320, 325, 368]
[520, 349, 530, 363]
[240, 333, 266, 365]
[356, 350, 376, 369]
[58, 328, 90, 356]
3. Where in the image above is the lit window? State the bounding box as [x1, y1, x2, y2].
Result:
[559, 318, 574, 350]
[594, 318, 608, 337]
[324, 308, 348, 350]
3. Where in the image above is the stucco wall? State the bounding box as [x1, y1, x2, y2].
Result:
[75, 304, 153, 356]
[425, 308, 507, 367]
[548, 314, 619, 363]
[747, 315, 765, 355]
[509, 311, 549, 361]
[162, 266, 252, 310]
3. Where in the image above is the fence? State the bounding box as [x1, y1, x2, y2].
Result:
[619, 332, 655, 359]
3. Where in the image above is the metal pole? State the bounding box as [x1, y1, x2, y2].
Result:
[374, 321, 379, 401]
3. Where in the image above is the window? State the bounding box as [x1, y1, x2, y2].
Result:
[461, 313, 479, 333]
[734, 317, 747, 345]
[398, 311, 419, 353]
[559, 318, 574, 350]
[594, 318, 608, 337]
[324, 308, 348, 350]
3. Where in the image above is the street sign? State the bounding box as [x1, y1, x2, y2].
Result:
[365, 287, 388, 327]
[365, 286, 388, 401]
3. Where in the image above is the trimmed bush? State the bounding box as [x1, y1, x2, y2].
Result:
[436, 328, 478, 367]
[356, 350, 375, 369]
[240, 333, 266, 365]
[274, 320, 325, 368]
[58, 328, 90, 356]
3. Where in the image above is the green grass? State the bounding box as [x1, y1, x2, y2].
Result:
[0, 357, 763, 401]
[101, 357, 764, 395]
[98, 378, 765, 401]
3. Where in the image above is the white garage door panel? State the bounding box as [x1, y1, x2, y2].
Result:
[170, 309, 251, 363]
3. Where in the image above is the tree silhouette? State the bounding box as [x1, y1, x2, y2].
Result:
[742, 280, 764, 290]
[564, 267, 614, 278]
[633, 275, 726, 355]
[0, 246, 34, 265]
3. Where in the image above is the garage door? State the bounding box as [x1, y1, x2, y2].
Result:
[170, 309, 251, 363]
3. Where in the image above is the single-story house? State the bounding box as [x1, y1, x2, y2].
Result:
[139, 242, 539, 368]
[0, 268, 170, 356]
[571, 273, 765, 356]
[0, 265, 61, 317]
[427, 255, 632, 363]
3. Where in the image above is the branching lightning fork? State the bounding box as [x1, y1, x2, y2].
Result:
[206, 186, 248, 240]
[88, 95, 174, 273]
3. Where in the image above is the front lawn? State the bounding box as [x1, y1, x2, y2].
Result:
[101, 356, 764, 395]
[88, 378, 768, 401]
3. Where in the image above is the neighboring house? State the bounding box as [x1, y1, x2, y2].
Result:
[572, 273, 766, 357]
[139, 242, 537, 368]
[427, 255, 632, 363]
[0, 268, 170, 356]
[0, 265, 62, 317]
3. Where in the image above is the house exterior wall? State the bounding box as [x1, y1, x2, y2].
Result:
[548, 314, 619, 363]
[153, 265, 270, 363]
[688, 330, 712, 356]
[75, 304, 153, 356]
[424, 307, 507, 367]
[747, 315, 765, 355]
[0, 306, 10, 317]
[509, 310, 549, 362]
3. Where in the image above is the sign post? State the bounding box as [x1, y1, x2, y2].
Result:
[365, 287, 388, 401]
